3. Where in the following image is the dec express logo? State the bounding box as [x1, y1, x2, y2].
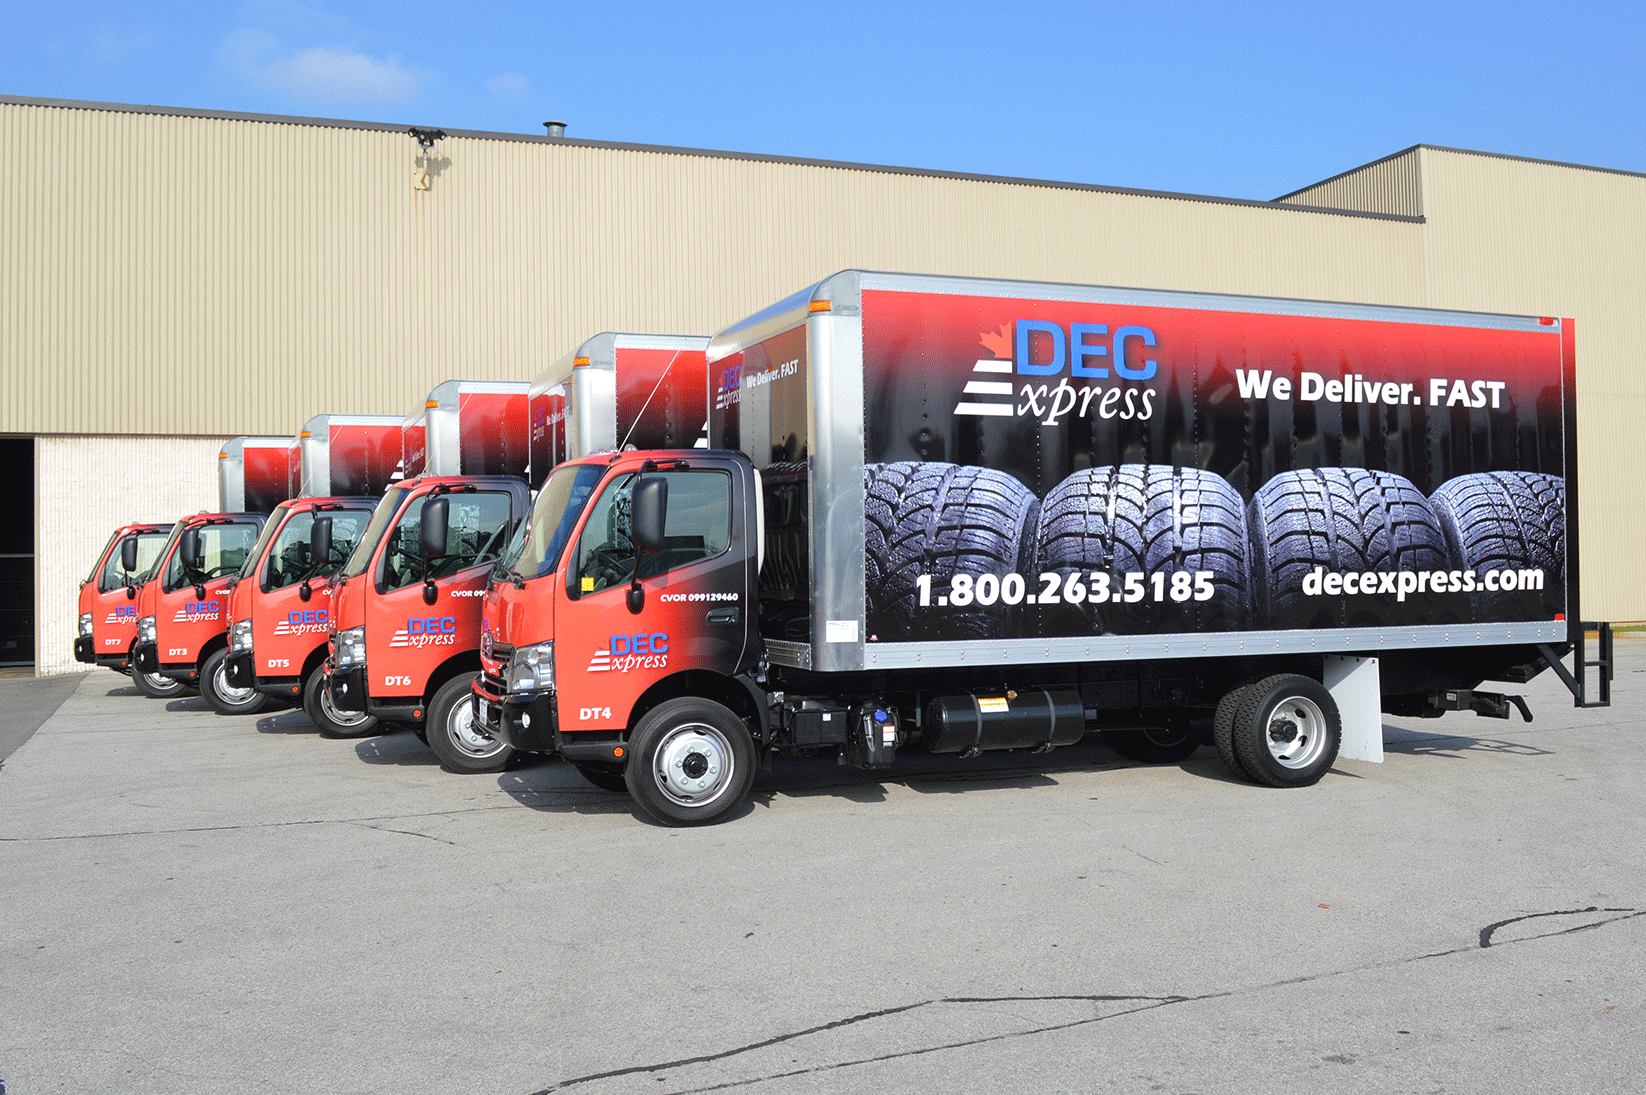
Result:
[274, 609, 329, 636]
[104, 606, 138, 624]
[388, 616, 457, 649]
[586, 633, 669, 673]
[173, 600, 221, 623]
[954, 320, 1160, 425]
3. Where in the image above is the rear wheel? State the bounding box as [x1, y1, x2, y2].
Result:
[1213, 682, 1258, 781]
[201, 649, 268, 715]
[131, 662, 188, 699]
[425, 673, 512, 774]
[1231, 674, 1341, 787]
[303, 666, 379, 738]
[1102, 725, 1201, 763]
[625, 698, 755, 826]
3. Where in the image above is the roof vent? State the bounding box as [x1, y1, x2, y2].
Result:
[543, 120, 567, 139]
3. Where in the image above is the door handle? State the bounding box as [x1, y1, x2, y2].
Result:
[706, 607, 740, 625]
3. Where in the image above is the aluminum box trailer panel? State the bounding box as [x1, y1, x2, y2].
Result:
[401, 405, 428, 480]
[423, 380, 530, 479]
[218, 437, 298, 514]
[529, 333, 710, 490]
[709, 270, 1574, 675]
[298, 415, 404, 498]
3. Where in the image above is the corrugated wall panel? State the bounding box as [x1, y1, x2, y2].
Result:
[2, 100, 1427, 440]
[35, 435, 224, 676]
[1276, 148, 1424, 218]
[1417, 147, 1646, 620]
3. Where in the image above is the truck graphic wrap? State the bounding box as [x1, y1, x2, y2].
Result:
[856, 288, 1567, 640]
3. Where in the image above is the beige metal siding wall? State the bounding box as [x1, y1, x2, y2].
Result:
[35, 435, 224, 676]
[2, 100, 1428, 441]
[1277, 148, 1424, 218]
[1416, 147, 1646, 621]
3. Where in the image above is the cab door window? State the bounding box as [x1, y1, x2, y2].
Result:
[378, 492, 515, 593]
[263, 510, 372, 591]
[574, 470, 730, 597]
[98, 534, 166, 593]
[163, 524, 260, 592]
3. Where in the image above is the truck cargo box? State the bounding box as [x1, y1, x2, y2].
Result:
[297, 415, 404, 498]
[218, 437, 298, 514]
[709, 270, 1574, 675]
[422, 380, 530, 479]
[529, 333, 709, 490]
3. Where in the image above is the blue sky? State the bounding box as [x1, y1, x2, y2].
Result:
[6, 1, 1642, 200]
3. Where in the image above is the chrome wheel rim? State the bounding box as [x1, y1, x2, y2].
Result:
[447, 697, 503, 759]
[1265, 695, 1330, 770]
[652, 722, 734, 808]
[319, 682, 371, 728]
[214, 663, 257, 707]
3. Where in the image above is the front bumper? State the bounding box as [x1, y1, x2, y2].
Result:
[224, 651, 255, 689]
[132, 641, 158, 675]
[74, 636, 95, 664]
[472, 672, 624, 763]
[327, 663, 369, 714]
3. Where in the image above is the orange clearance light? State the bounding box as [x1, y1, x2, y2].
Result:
[300, 431, 312, 439]
[425, 400, 438, 408]
[413, 709, 423, 719]
[808, 300, 832, 313]
[1538, 317, 1556, 325]
[613, 746, 625, 758]
[574, 356, 591, 367]
[218, 452, 228, 459]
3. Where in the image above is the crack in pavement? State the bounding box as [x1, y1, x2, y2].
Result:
[351, 820, 460, 846]
[533, 904, 1646, 1094]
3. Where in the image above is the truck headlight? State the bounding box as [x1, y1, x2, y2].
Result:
[508, 640, 554, 693]
[231, 620, 254, 653]
[137, 615, 156, 644]
[334, 626, 366, 667]
[78, 613, 93, 638]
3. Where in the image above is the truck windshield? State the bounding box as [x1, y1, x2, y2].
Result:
[97, 532, 168, 593]
[514, 463, 604, 580]
[162, 522, 260, 592]
[265, 506, 373, 590]
[238, 505, 290, 582]
[343, 487, 410, 579]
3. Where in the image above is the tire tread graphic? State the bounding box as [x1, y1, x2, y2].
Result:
[1429, 471, 1565, 620]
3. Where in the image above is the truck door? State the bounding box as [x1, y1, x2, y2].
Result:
[255, 506, 373, 682]
[365, 488, 518, 702]
[89, 531, 167, 659]
[156, 521, 260, 670]
[555, 462, 746, 734]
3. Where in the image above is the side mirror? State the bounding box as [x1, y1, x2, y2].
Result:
[626, 477, 668, 614]
[311, 517, 333, 568]
[180, 527, 202, 571]
[120, 536, 139, 574]
[631, 477, 668, 554]
[420, 497, 449, 559]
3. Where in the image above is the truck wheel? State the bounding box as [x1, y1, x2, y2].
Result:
[201, 649, 269, 715]
[1034, 465, 1248, 634]
[131, 662, 188, 699]
[864, 462, 1039, 641]
[625, 698, 755, 826]
[1249, 468, 1457, 628]
[1231, 674, 1340, 787]
[1429, 471, 1565, 622]
[1213, 682, 1258, 781]
[302, 666, 379, 738]
[425, 673, 513, 774]
[1102, 726, 1201, 763]
[573, 762, 630, 793]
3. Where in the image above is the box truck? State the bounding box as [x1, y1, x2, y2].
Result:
[74, 522, 174, 677]
[471, 270, 1610, 826]
[218, 437, 299, 514]
[297, 415, 403, 498]
[130, 511, 268, 698]
[528, 333, 710, 490]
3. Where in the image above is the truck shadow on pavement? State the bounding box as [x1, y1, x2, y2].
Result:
[252, 706, 323, 736]
[352, 731, 444, 767]
[495, 762, 655, 820]
[1381, 723, 1553, 758]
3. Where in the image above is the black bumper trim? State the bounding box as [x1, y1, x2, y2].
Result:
[74, 637, 96, 664]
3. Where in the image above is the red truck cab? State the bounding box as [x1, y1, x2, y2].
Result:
[325, 475, 529, 764]
[472, 450, 765, 821]
[75, 523, 172, 677]
[219, 497, 377, 725]
[130, 513, 267, 700]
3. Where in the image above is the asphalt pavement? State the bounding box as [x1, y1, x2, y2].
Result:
[1, 647, 1642, 1094]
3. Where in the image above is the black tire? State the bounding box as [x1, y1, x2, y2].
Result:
[864, 462, 1039, 641]
[201, 648, 269, 715]
[303, 665, 379, 738]
[1231, 674, 1341, 787]
[1033, 465, 1248, 635]
[131, 661, 188, 699]
[624, 698, 755, 827]
[425, 673, 512, 774]
[1249, 468, 1459, 629]
[573, 762, 630, 793]
[1102, 726, 1201, 764]
[1429, 471, 1565, 622]
[1213, 683, 1255, 780]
